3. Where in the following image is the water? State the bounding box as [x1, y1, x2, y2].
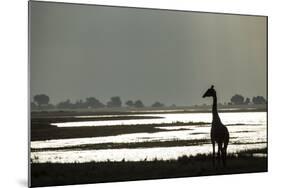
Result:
[31, 112, 267, 163]
[31, 144, 266, 163]
[52, 112, 265, 127]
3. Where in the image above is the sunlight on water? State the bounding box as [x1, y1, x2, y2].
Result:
[52, 112, 266, 127]
[31, 124, 265, 149]
[31, 143, 266, 163]
[31, 128, 207, 149]
[31, 112, 267, 163]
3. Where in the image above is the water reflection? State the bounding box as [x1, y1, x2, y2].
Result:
[31, 143, 266, 163]
[31, 124, 265, 149]
[52, 112, 266, 127]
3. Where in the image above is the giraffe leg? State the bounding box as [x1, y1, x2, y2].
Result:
[222, 142, 228, 167]
[212, 141, 215, 167]
[217, 142, 222, 166]
[222, 148, 226, 167]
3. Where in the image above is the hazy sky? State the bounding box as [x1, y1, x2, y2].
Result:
[30, 1, 267, 106]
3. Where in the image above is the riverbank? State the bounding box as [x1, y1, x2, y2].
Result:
[31, 149, 267, 187]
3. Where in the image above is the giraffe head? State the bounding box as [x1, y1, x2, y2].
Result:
[202, 85, 216, 98]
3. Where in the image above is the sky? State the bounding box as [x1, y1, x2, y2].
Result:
[30, 1, 267, 106]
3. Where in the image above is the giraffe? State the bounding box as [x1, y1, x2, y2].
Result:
[202, 85, 229, 166]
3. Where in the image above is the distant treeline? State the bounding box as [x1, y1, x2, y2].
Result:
[31, 95, 165, 110]
[230, 94, 266, 105]
[31, 94, 266, 110]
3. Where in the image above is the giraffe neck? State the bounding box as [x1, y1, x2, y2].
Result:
[212, 95, 222, 125]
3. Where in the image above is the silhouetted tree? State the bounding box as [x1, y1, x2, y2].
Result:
[33, 94, 50, 107]
[73, 99, 86, 109]
[107, 96, 122, 108]
[151, 101, 164, 108]
[86, 97, 104, 108]
[125, 100, 134, 107]
[230, 94, 244, 105]
[244, 97, 251, 105]
[252, 96, 266, 104]
[57, 99, 73, 109]
[134, 100, 144, 108]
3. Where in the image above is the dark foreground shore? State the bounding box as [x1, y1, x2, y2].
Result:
[31, 151, 267, 187]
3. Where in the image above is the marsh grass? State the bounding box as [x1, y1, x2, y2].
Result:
[31, 149, 267, 187]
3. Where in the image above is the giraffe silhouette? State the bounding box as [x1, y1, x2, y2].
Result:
[203, 85, 229, 166]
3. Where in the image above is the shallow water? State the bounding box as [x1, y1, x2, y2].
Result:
[31, 124, 265, 149]
[31, 143, 266, 163]
[52, 112, 266, 127]
[31, 112, 267, 163]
